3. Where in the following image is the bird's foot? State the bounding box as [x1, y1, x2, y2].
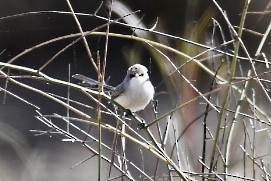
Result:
[124, 109, 133, 117]
[137, 122, 146, 129]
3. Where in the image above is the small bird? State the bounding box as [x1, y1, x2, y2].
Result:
[111, 64, 154, 112]
[73, 64, 154, 112]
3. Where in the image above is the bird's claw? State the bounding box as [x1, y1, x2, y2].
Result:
[124, 109, 132, 117]
[137, 122, 146, 129]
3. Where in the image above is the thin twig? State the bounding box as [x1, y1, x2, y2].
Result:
[65, 0, 99, 76]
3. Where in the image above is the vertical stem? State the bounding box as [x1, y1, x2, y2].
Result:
[97, 52, 102, 181]
[67, 63, 70, 133]
[243, 122, 246, 180]
[98, 108, 102, 181]
[121, 116, 127, 180]
[103, 1, 113, 179]
[102, 0, 113, 83]
[252, 89, 256, 179]
[224, 0, 251, 175]
[209, 0, 250, 174]
[3, 68, 10, 104]
[202, 63, 221, 178]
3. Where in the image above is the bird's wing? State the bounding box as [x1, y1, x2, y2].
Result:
[72, 74, 114, 90]
[110, 83, 125, 99]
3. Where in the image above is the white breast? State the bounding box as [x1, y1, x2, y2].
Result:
[114, 76, 154, 112]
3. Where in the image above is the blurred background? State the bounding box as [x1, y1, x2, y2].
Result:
[1, 0, 271, 180]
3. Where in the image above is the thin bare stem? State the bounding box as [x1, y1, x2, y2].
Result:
[65, 0, 99, 75]
[209, 0, 250, 173]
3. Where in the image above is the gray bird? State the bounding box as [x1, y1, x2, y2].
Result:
[111, 64, 154, 112]
[73, 64, 154, 112]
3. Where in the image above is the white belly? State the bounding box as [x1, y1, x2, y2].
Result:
[114, 78, 154, 112]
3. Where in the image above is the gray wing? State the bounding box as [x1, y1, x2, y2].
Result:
[72, 74, 114, 90]
[110, 83, 125, 99]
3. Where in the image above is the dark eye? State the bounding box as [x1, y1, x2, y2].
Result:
[139, 73, 144, 76]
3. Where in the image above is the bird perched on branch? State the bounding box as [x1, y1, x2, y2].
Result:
[111, 64, 154, 112]
[73, 64, 154, 112]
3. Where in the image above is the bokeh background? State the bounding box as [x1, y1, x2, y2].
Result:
[1, 0, 271, 180]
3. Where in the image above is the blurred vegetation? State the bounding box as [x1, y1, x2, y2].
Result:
[1, 0, 271, 180]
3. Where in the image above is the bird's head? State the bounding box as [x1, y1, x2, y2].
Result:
[127, 64, 149, 79]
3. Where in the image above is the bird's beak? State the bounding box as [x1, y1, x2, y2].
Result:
[129, 72, 140, 78]
[131, 72, 139, 76]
